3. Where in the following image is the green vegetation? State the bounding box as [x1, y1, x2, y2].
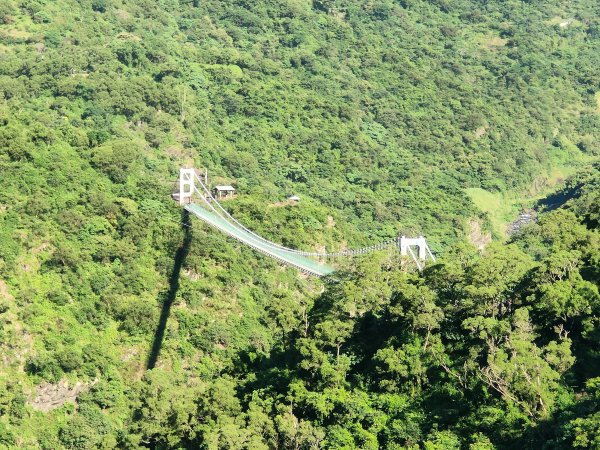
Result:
[467, 163, 594, 237]
[0, 0, 599, 448]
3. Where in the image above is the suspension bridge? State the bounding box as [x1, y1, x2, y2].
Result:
[174, 168, 435, 277]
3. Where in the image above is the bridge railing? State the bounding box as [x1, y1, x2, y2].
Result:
[192, 172, 402, 258]
[178, 168, 435, 269]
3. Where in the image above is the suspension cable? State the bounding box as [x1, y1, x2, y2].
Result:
[192, 173, 399, 258]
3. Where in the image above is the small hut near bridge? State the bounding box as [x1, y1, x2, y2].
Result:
[213, 185, 235, 200]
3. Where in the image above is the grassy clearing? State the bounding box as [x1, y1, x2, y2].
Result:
[465, 188, 516, 237]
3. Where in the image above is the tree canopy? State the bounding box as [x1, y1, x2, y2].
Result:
[0, 0, 599, 448]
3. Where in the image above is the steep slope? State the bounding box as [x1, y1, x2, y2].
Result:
[0, 0, 599, 447]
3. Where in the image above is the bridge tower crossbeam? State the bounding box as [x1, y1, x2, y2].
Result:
[399, 235, 436, 265]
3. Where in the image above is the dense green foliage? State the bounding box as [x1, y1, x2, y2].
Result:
[0, 0, 599, 448]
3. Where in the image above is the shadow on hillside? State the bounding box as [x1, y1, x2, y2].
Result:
[536, 187, 578, 212]
[146, 209, 191, 370]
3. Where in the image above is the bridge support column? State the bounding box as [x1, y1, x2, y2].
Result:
[399, 235, 408, 256]
[179, 168, 195, 205]
[417, 236, 426, 260]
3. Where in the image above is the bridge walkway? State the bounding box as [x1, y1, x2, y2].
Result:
[185, 203, 335, 277]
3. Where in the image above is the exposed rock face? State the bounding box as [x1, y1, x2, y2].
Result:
[28, 379, 96, 412]
[468, 219, 492, 250]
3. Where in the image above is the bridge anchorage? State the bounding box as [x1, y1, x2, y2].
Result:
[174, 168, 436, 276]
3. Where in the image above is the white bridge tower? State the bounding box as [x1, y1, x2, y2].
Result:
[399, 235, 436, 270]
[177, 168, 208, 205]
[178, 168, 195, 205]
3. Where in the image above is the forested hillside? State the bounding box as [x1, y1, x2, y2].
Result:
[0, 0, 599, 448]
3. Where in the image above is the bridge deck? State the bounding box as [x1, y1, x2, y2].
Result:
[185, 203, 335, 277]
